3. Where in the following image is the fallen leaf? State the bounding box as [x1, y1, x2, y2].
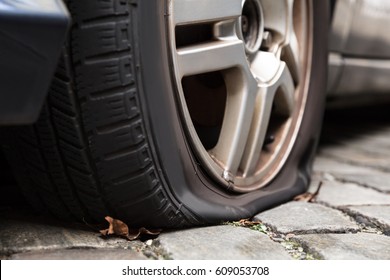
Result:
[294, 181, 323, 202]
[100, 216, 129, 237]
[234, 218, 261, 227]
[128, 227, 161, 241]
[286, 233, 296, 240]
[100, 216, 162, 241]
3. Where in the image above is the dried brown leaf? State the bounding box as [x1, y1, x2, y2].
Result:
[286, 233, 296, 241]
[100, 216, 162, 241]
[236, 219, 261, 227]
[294, 181, 323, 202]
[293, 193, 314, 202]
[127, 227, 162, 241]
[99, 216, 129, 238]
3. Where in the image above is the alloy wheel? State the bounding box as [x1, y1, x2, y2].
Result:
[168, 0, 312, 192]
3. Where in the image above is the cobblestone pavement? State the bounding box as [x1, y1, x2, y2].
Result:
[1, 106, 390, 260]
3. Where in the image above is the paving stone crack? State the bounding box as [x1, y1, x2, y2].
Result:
[244, 220, 322, 260]
[338, 207, 389, 236]
[138, 239, 173, 260]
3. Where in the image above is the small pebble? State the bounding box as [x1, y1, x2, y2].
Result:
[145, 239, 153, 246]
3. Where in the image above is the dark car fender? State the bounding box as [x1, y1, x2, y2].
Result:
[0, 0, 70, 125]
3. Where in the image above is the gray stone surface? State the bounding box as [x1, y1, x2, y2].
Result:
[333, 174, 390, 193]
[313, 157, 376, 175]
[10, 248, 147, 260]
[254, 202, 359, 234]
[0, 214, 143, 256]
[2, 108, 390, 261]
[316, 180, 390, 206]
[294, 233, 390, 260]
[158, 226, 292, 260]
[319, 146, 390, 172]
[312, 157, 390, 193]
[347, 206, 390, 232]
[339, 140, 390, 158]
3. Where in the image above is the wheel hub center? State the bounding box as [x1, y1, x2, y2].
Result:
[240, 0, 264, 55]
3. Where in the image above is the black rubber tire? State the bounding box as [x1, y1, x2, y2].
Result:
[3, 0, 328, 228]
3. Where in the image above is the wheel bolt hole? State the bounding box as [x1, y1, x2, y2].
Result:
[241, 0, 264, 55]
[241, 15, 249, 34]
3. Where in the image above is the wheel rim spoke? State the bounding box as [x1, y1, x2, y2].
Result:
[282, 25, 300, 83]
[239, 87, 274, 177]
[251, 51, 296, 116]
[172, 0, 242, 25]
[240, 61, 295, 176]
[273, 62, 296, 117]
[261, 0, 300, 82]
[210, 70, 258, 178]
[177, 40, 246, 77]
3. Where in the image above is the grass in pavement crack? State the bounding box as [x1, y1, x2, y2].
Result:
[226, 219, 320, 260]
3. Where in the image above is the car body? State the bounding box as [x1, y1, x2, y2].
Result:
[0, 0, 69, 125]
[328, 0, 390, 104]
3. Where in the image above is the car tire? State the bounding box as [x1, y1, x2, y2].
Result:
[3, 0, 328, 228]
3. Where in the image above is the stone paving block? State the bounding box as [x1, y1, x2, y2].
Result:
[158, 226, 292, 260]
[333, 174, 390, 193]
[294, 233, 390, 260]
[338, 139, 390, 157]
[319, 146, 390, 172]
[320, 124, 390, 155]
[254, 202, 359, 234]
[10, 248, 147, 260]
[316, 181, 390, 207]
[0, 215, 142, 256]
[313, 157, 390, 193]
[313, 157, 375, 174]
[347, 206, 390, 233]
